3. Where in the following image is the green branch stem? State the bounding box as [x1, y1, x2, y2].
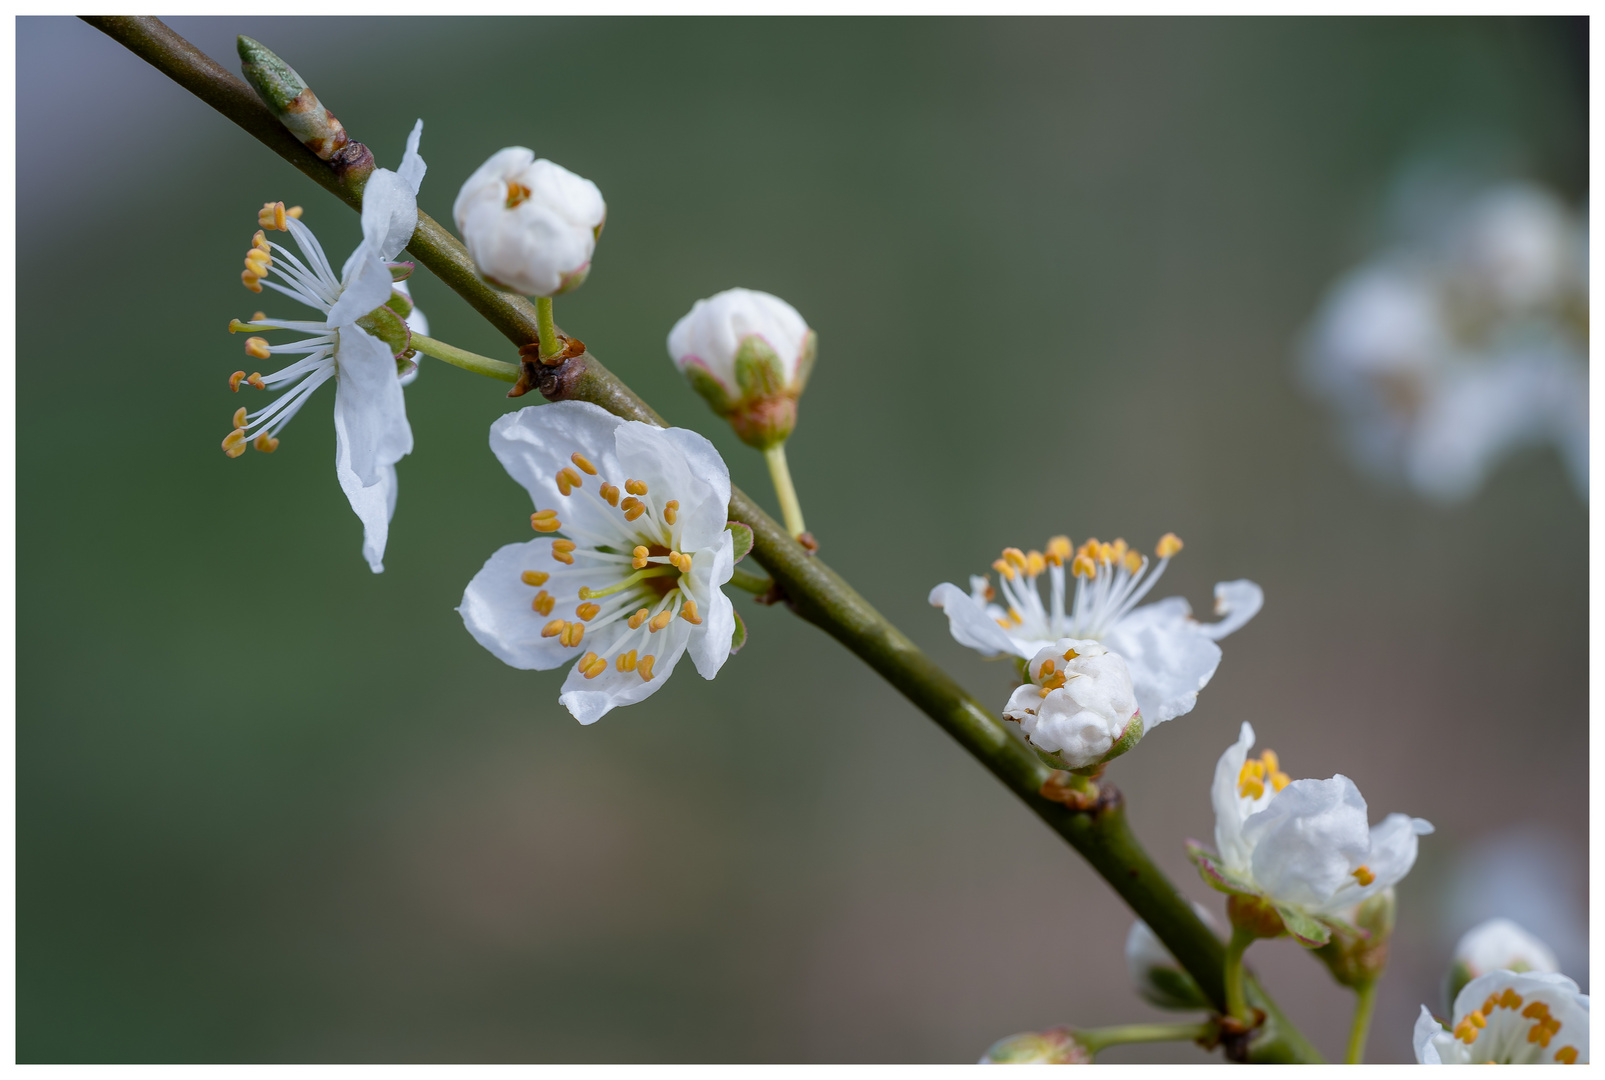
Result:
[410, 333, 519, 383]
[1345, 980, 1377, 1065]
[763, 443, 807, 537]
[87, 16, 1320, 1064]
[1077, 1021, 1215, 1056]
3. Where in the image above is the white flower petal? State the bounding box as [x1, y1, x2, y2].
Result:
[1212, 722, 1257, 871]
[1103, 596, 1221, 726]
[684, 533, 736, 680]
[488, 402, 628, 539]
[332, 325, 412, 488]
[1197, 579, 1264, 641]
[361, 167, 421, 265]
[1244, 775, 1371, 911]
[1413, 1005, 1449, 1065]
[1453, 918, 1560, 980]
[558, 616, 691, 725]
[929, 582, 1030, 659]
[395, 118, 426, 195]
[458, 539, 605, 672]
[326, 247, 396, 327]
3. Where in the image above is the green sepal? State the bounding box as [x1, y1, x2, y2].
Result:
[1185, 843, 1257, 897]
[683, 363, 735, 416]
[356, 303, 412, 358]
[387, 262, 415, 282]
[384, 287, 414, 320]
[730, 611, 748, 655]
[726, 521, 754, 564]
[1071, 712, 1145, 774]
[792, 329, 817, 394]
[1275, 905, 1331, 948]
[237, 36, 307, 113]
[1031, 744, 1070, 771]
[734, 335, 787, 398]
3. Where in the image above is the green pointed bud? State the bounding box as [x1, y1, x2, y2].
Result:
[667, 288, 814, 450]
[980, 1026, 1092, 1064]
[1313, 888, 1395, 988]
[237, 36, 349, 160]
[356, 303, 412, 359]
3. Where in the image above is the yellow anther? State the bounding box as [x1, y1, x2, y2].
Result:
[578, 650, 597, 670]
[253, 433, 279, 453]
[1261, 750, 1279, 773]
[627, 609, 649, 630]
[532, 508, 559, 522]
[1523, 1002, 1553, 1022]
[991, 558, 1015, 581]
[552, 539, 577, 553]
[1002, 547, 1027, 571]
[531, 512, 562, 532]
[1037, 659, 1057, 680]
[245, 337, 271, 360]
[570, 452, 598, 475]
[1454, 1018, 1478, 1044]
[556, 467, 582, 495]
[1352, 865, 1375, 887]
[286, 206, 302, 219]
[229, 370, 247, 392]
[1156, 532, 1184, 558]
[248, 373, 266, 390]
[1098, 542, 1115, 564]
[1109, 538, 1129, 562]
[649, 611, 672, 633]
[622, 498, 645, 522]
[562, 621, 585, 648]
[505, 181, 532, 209]
[232, 406, 249, 429]
[532, 591, 555, 616]
[1071, 553, 1097, 579]
[576, 602, 600, 622]
[541, 619, 567, 638]
[632, 545, 650, 569]
[241, 270, 264, 293]
[584, 655, 607, 679]
[252, 311, 266, 322]
[1037, 671, 1067, 697]
[1006, 607, 1023, 625]
[258, 202, 289, 231]
[982, 582, 996, 602]
[551, 542, 576, 565]
[1237, 759, 1267, 799]
[1468, 1010, 1486, 1030]
[1269, 770, 1290, 792]
[625, 479, 648, 496]
[245, 254, 271, 279]
[616, 650, 637, 672]
[251, 229, 268, 250]
[600, 483, 620, 506]
[664, 500, 679, 525]
[1501, 990, 1524, 1010]
[994, 619, 1011, 630]
[1078, 538, 1100, 558]
[1483, 995, 1500, 1017]
[1025, 550, 1046, 576]
[637, 654, 656, 682]
[521, 570, 549, 587]
[680, 600, 702, 625]
[228, 319, 248, 334]
[1063, 647, 1079, 661]
[1124, 551, 1143, 573]
[1555, 1046, 1578, 1064]
[1239, 777, 1265, 800]
[1045, 536, 1072, 564]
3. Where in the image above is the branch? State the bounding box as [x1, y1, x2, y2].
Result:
[84, 16, 1318, 1063]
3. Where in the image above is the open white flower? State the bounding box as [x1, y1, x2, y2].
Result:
[1415, 970, 1588, 1064]
[1300, 178, 1588, 503]
[1188, 722, 1433, 946]
[222, 121, 427, 573]
[1002, 638, 1139, 770]
[667, 288, 816, 448]
[458, 401, 737, 725]
[453, 148, 606, 297]
[930, 534, 1262, 726]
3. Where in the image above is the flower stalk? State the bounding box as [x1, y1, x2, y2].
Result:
[1223, 925, 1255, 1022]
[763, 443, 807, 538]
[409, 333, 519, 383]
[86, 16, 1322, 1062]
[1345, 979, 1377, 1065]
[535, 296, 561, 360]
[1077, 1020, 1217, 1055]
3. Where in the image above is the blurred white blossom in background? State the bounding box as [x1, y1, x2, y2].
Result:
[1299, 169, 1588, 503]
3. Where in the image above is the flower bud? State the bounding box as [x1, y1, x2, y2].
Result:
[1126, 903, 1219, 1010]
[452, 148, 605, 297]
[667, 288, 816, 450]
[1002, 638, 1142, 772]
[236, 37, 348, 160]
[1445, 918, 1560, 1011]
[1313, 887, 1396, 988]
[980, 1026, 1091, 1064]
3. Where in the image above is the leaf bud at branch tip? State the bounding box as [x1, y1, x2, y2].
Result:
[237, 36, 348, 161]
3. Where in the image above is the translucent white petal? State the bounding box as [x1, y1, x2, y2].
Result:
[684, 532, 736, 680]
[928, 582, 1030, 659]
[1212, 722, 1257, 871]
[488, 402, 629, 541]
[1197, 579, 1264, 641]
[1244, 775, 1371, 911]
[557, 616, 691, 725]
[1103, 597, 1221, 725]
[1413, 1005, 1448, 1064]
[326, 248, 397, 327]
[458, 539, 607, 671]
[332, 325, 413, 489]
[395, 118, 426, 194]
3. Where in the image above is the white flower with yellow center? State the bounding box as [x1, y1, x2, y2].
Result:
[458, 401, 738, 724]
[1415, 970, 1588, 1064]
[221, 121, 427, 573]
[1188, 722, 1433, 946]
[1002, 638, 1139, 770]
[929, 534, 1262, 726]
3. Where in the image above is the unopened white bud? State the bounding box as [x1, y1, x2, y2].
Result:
[1446, 917, 1560, 1009]
[1002, 638, 1141, 771]
[980, 1026, 1091, 1064]
[453, 148, 605, 297]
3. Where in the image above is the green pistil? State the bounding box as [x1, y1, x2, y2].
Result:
[578, 566, 677, 600]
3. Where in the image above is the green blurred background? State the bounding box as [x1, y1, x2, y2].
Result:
[19, 16, 1587, 1063]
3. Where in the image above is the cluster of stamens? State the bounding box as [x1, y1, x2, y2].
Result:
[1449, 987, 1576, 1061]
[240, 203, 301, 292]
[518, 449, 704, 683]
[1034, 646, 1082, 698]
[981, 532, 1185, 640]
[1236, 748, 1290, 800]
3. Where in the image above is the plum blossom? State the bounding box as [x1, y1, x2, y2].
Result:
[222, 121, 427, 573]
[1300, 178, 1588, 503]
[1002, 638, 1139, 770]
[1415, 970, 1588, 1064]
[453, 148, 606, 297]
[458, 402, 737, 724]
[1188, 722, 1433, 946]
[930, 534, 1262, 726]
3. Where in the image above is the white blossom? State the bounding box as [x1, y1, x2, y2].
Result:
[453, 148, 605, 297]
[1002, 638, 1139, 769]
[1188, 722, 1433, 945]
[458, 402, 737, 724]
[223, 121, 427, 573]
[1415, 970, 1588, 1064]
[930, 534, 1261, 726]
[1300, 179, 1587, 503]
[668, 288, 814, 397]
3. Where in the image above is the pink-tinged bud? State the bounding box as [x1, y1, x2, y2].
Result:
[980, 1026, 1092, 1064]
